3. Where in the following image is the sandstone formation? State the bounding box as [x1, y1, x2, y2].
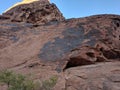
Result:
[5, 0, 48, 12]
[0, 0, 120, 90]
[3, 0, 64, 24]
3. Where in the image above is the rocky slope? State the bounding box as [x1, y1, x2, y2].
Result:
[0, 0, 120, 90]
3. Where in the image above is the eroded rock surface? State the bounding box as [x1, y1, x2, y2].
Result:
[0, 1, 120, 90]
[0, 14, 120, 70]
[3, 0, 64, 24]
[64, 62, 120, 90]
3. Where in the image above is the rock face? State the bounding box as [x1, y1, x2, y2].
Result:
[0, 0, 120, 90]
[3, 0, 64, 24]
[64, 62, 120, 90]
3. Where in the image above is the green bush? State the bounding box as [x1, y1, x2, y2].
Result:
[0, 70, 35, 90]
[0, 70, 58, 90]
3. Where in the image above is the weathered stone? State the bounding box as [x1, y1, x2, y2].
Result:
[3, 0, 65, 25]
[64, 62, 120, 90]
[0, 1, 120, 90]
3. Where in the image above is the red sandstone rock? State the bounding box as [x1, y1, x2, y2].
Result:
[0, 1, 120, 90]
[3, 0, 65, 24]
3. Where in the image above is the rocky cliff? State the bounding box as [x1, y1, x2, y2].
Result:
[0, 0, 120, 90]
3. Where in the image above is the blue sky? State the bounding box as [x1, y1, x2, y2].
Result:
[0, 0, 120, 18]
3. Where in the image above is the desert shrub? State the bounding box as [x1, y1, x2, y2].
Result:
[40, 76, 58, 90]
[0, 70, 35, 90]
[0, 70, 58, 90]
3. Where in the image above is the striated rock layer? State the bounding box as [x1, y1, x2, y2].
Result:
[0, 0, 120, 90]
